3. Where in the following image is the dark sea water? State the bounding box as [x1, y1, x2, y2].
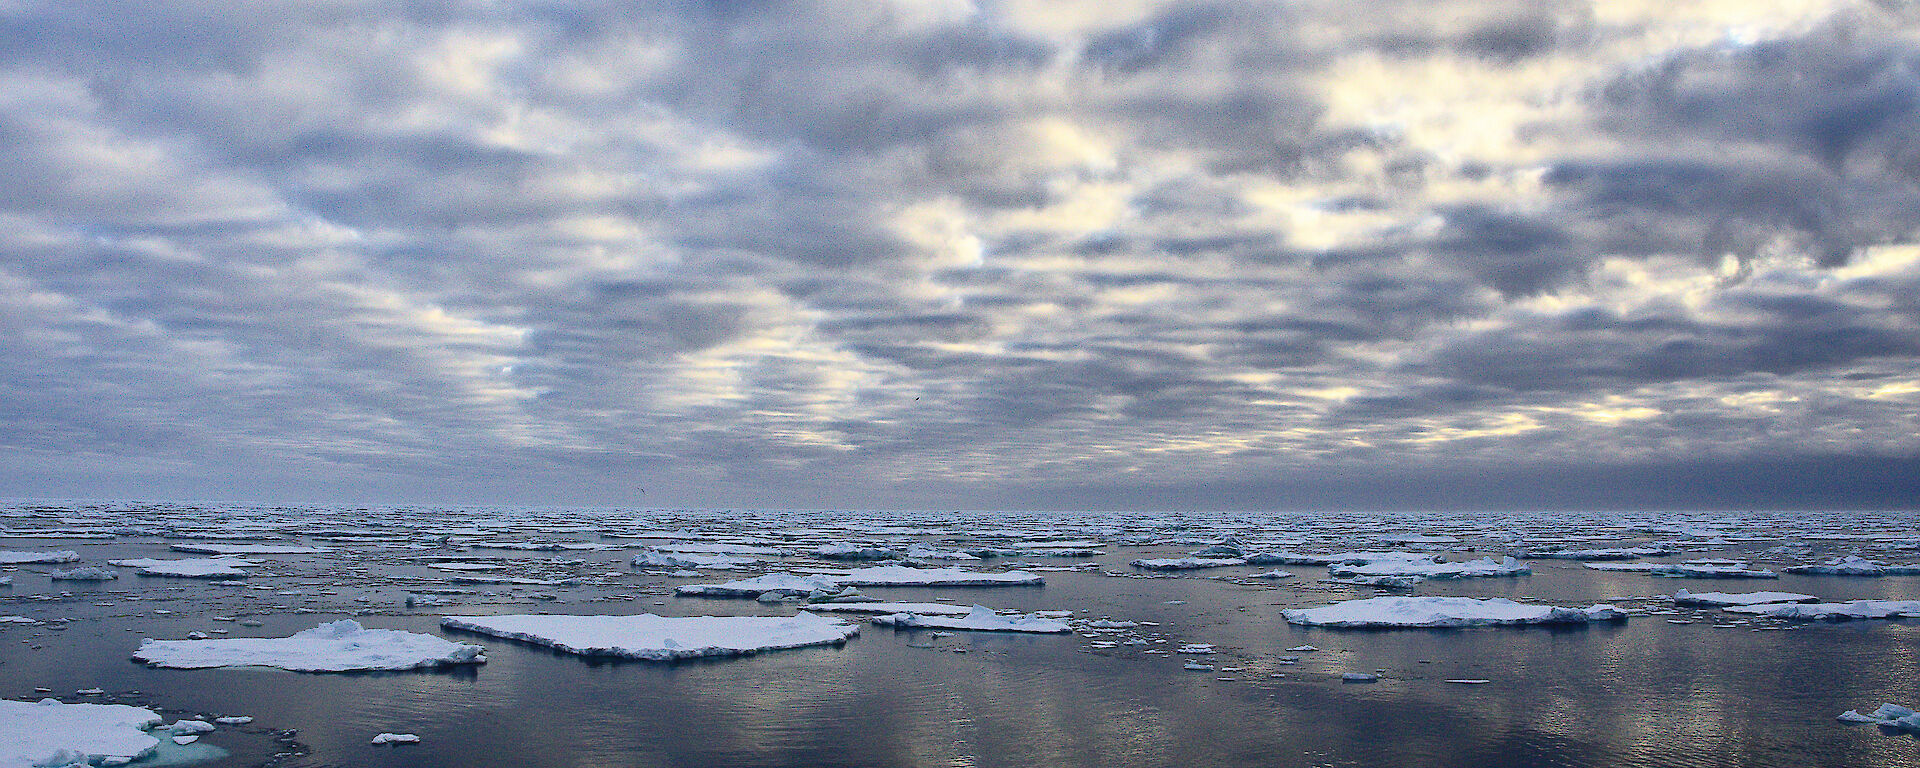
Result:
[3, 506, 1919, 767]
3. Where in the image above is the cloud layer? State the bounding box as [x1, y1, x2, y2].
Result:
[3, 0, 1916, 509]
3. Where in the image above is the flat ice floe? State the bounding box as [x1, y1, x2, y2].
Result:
[48, 565, 119, 581]
[440, 612, 858, 660]
[1282, 597, 1627, 628]
[676, 573, 845, 597]
[871, 606, 1070, 633]
[1723, 600, 1920, 620]
[1129, 557, 1246, 570]
[0, 549, 79, 564]
[836, 566, 1043, 586]
[1328, 556, 1528, 581]
[1670, 589, 1817, 606]
[1584, 562, 1776, 578]
[168, 543, 332, 555]
[134, 620, 487, 672]
[1783, 556, 1920, 576]
[1, 698, 162, 768]
[631, 549, 759, 570]
[109, 556, 260, 578]
[805, 602, 975, 615]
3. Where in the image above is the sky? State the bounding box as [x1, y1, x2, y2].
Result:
[2, 0, 1918, 511]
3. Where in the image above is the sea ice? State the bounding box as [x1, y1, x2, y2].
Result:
[440, 612, 859, 660]
[872, 606, 1070, 633]
[805, 602, 975, 615]
[1327, 556, 1528, 581]
[0, 550, 79, 564]
[1670, 589, 1817, 606]
[1723, 600, 1920, 621]
[1129, 557, 1247, 570]
[1839, 704, 1920, 732]
[1282, 597, 1628, 628]
[134, 619, 487, 672]
[168, 543, 332, 555]
[812, 544, 902, 560]
[1784, 556, 1920, 576]
[836, 566, 1043, 587]
[371, 733, 421, 745]
[48, 566, 119, 581]
[0, 698, 163, 768]
[631, 549, 758, 570]
[675, 573, 845, 597]
[109, 556, 261, 579]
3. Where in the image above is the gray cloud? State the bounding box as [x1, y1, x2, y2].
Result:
[1, 0, 1916, 509]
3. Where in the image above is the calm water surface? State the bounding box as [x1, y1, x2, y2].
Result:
[3, 509, 1919, 767]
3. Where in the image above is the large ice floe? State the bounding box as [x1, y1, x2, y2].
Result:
[1583, 561, 1776, 578]
[630, 549, 759, 570]
[805, 602, 975, 615]
[835, 566, 1043, 587]
[1839, 704, 1920, 732]
[1723, 600, 1920, 621]
[1282, 597, 1627, 628]
[167, 543, 331, 555]
[440, 612, 858, 660]
[108, 556, 260, 579]
[134, 620, 487, 671]
[0, 549, 79, 564]
[1670, 589, 1817, 606]
[675, 573, 846, 598]
[1129, 557, 1247, 570]
[1328, 556, 1529, 581]
[871, 606, 1071, 633]
[1783, 556, 1920, 576]
[0, 698, 162, 768]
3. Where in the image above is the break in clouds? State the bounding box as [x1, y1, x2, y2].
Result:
[1, 0, 1917, 509]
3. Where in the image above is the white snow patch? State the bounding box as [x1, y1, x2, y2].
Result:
[134, 620, 486, 672]
[109, 557, 260, 579]
[440, 612, 858, 660]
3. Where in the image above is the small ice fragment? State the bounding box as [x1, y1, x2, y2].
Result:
[1288, 645, 1318, 652]
[1445, 679, 1492, 684]
[1341, 673, 1379, 682]
[371, 732, 421, 745]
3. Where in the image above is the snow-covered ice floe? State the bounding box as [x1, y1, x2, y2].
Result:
[167, 543, 331, 555]
[1784, 556, 1920, 576]
[1839, 704, 1920, 732]
[0, 549, 79, 564]
[440, 612, 858, 660]
[1583, 562, 1776, 579]
[134, 620, 486, 672]
[1723, 600, 1920, 621]
[1521, 547, 1670, 561]
[108, 556, 261, 579]
[1328, 556, 1529, 581]
[872, 606, 1070, 633]
[1282, 597, 1627, 628]
[48, 566, 119, 581]
[631, 549, 759, 570]
[835, 566, 1042, 587]
[1670, 589, 1817, 607]
[1129, 557, 1246, 570]
[0, 698, 162, 768]
[675, 573, 846, 598]
[805, 602, 975, 615]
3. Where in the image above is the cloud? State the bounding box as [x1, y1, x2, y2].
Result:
[0, 0, 1915, 509]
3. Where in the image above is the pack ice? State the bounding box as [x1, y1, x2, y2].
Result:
[108, 556, 261, 579]
[440, 612, 858, 660]
[1784, 556, 1920, 576]
[134, 620, 486, 672]
[1723, 600, 1920, 621]
[0, 550, 79, 564]
[1282, 597, 1628, 628]
[1670, 589, 1817, 606]
[0, 699, 162, 768]
[872, 606, 1071, 633]
[1839, 704, 1920, 733]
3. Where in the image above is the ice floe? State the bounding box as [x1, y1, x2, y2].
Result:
[675, 573, 845, 598]
[1328, 556, 1528, 581]
[836, 566, 1043, 587]
[440, 612, 858, 660]
[47, 566, 119, 581]
[371, 732, 421, 745]
[168, 543, 331, 555]
[134, 619, 486, 672]
[109, 556, 260, 579]
[806, 602, 975, 615]
[872, 606, 1070, 633]
[1584, 562, 1776, 579]
[1839, 704, 1920, 732]
[1723, 600, 1920, 621]
[0, 698, 162, 768]
[1282, 597, 1627, 628]
[1129, 557, 1246, 571]
[1670, 589, 1817, 606]
[631, 549, 759, 570]
[0, 549, 79, 564]
[1783, 556, 1920, 576]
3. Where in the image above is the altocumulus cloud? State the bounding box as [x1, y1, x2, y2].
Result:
[1, 0, 1916, 510]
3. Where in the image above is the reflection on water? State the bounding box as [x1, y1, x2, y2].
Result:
[4, 529, 1920, 767]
